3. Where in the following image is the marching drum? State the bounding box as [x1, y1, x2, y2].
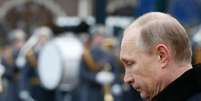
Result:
[38, 34, 83, 91]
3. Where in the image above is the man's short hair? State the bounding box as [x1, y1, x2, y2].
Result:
[129, 12, 192, 63]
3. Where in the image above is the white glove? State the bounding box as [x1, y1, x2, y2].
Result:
[16, 56, 26, 68]
[0, 64, 5, 76]
[112, 84, 123, 96]
[0, 64, 5, 93]
[96, 71, 114, 85]
[19, 90, 35, 101]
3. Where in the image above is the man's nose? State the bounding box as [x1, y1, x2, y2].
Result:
[124, 72, 133, 84]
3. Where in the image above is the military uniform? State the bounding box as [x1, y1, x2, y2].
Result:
[19, 49, 55, 101]
[79, 46, 120, 101]
[1, 47, 21, 101]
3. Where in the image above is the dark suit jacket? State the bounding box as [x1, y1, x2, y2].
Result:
[152, 64, 201, 101]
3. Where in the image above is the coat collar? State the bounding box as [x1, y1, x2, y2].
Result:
[152, 64, 201, 101]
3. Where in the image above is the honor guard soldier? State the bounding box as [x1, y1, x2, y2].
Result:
[79, 29, 120, 101]
[1, 29, 26, 101]
[18, 26, 55, 101]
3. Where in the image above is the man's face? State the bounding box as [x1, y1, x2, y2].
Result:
[120, 28, 162, 99]
[14, 39, 25, 50]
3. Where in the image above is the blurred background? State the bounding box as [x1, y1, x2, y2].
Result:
[0, 0, 200, 101]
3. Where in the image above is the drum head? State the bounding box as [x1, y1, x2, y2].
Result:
[38, 41, 63, 90]
[38, 34, 83, 90]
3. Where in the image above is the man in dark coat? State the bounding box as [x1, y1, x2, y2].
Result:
[152, 64, 201, 101]
[120, 12, 201, 101]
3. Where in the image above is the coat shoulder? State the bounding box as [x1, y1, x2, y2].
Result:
[186, 92, 201, 101]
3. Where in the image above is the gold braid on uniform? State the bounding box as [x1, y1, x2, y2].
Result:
[3, 47, 19, 81]
[26, 49, 40, 85]
[83, 47, 101, 72]
[26, 49, 37, 68]
[4, 48, 14, 65]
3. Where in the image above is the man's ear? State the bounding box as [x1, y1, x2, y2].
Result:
[155, 44, 170, 68]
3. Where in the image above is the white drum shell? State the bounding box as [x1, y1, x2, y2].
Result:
[38, 34, 83, 91]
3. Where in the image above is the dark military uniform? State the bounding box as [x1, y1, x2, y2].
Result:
[19, 49, 55, 101]
[79, 46, 120, 101]
[1, 47, 21, 101]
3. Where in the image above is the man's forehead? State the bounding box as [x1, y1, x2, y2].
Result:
[124, 26, 141, 38]
[120, 36, 136, 59]
[120, 42, 134, 59]
[120, 27, 142, 57]
[122, 28, 141, 47]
